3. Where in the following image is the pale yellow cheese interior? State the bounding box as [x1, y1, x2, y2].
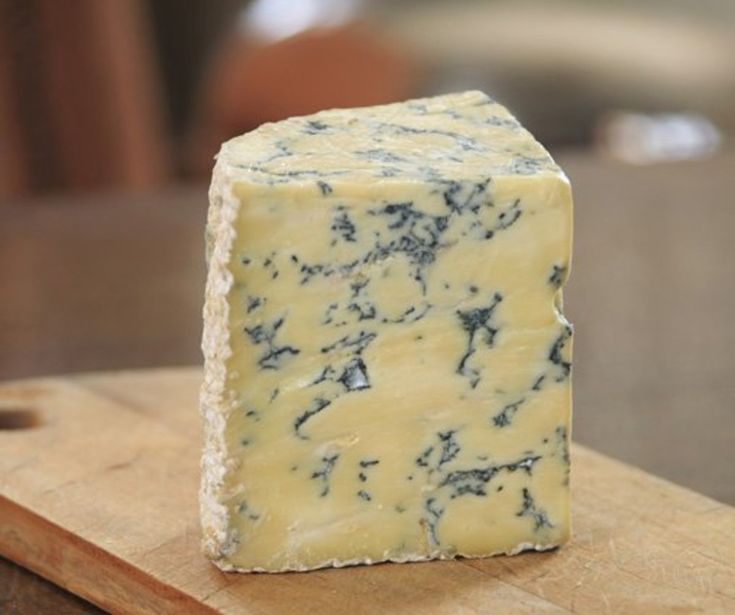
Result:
[203, 91, 573, 572]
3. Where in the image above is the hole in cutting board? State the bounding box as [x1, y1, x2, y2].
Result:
[0, 408, 42, 430]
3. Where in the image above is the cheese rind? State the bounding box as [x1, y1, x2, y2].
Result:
[201, 91, 573, 572]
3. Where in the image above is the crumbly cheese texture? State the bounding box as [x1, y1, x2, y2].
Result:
[201, 90, 573, 572]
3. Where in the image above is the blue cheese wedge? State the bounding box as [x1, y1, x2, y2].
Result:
[201, 90, 573, 572]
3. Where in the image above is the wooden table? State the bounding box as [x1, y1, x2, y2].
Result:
[1, 150, 735, 612]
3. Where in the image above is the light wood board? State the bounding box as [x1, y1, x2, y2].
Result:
[0, 368, 733, 614]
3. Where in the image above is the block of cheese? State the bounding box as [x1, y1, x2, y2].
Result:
[201, 90, 573, 572]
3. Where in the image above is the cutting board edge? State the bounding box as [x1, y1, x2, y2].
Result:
[0, 494, 218, 615]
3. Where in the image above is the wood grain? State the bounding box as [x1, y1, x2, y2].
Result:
[1, 368, 733, 614]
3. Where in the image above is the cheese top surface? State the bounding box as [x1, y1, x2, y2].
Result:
[202, 90, 573, 572]
[218, 90, 563, 186]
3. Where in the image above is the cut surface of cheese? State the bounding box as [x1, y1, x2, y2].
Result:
[201, 90, 573, 572]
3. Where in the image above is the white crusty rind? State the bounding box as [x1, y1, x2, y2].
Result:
[211, 542, 561, 573]
[200, 155, 240, 561]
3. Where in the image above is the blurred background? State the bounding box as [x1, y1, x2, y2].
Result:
[1, 0, 734, 610]
[2, 0, 734, 195]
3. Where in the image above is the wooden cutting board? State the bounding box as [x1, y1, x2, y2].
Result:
[1, 368, 733, 614]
